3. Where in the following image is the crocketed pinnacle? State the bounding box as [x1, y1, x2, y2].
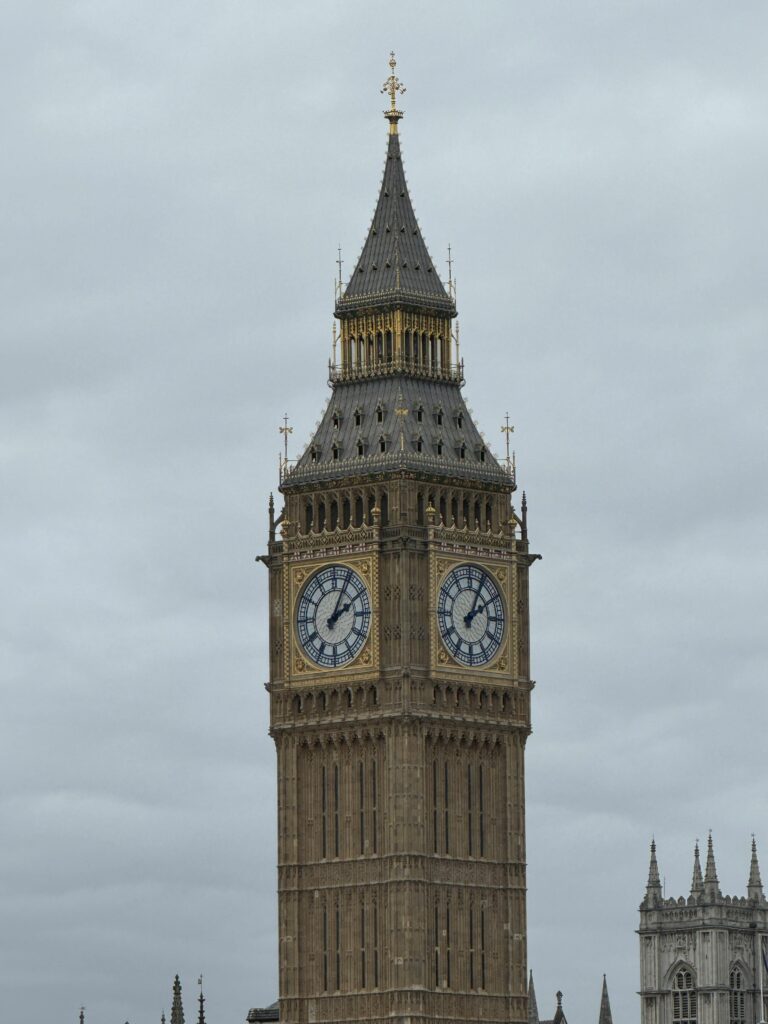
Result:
[690, 840, 703, 896]
[553, 989, 567, 1024]
[704, 831, 721, 898]
[197, 980, 206, 1024]
[171, 975, 185, 1024]
[645, 838, 662, 902]
[336, 123, 455, 317]
[748, 836, 765, 900]
[528, 970, 540, 1024]
[598, 975, 614, 1024]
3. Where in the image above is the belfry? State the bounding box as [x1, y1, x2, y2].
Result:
[261, 55, 538, 1024]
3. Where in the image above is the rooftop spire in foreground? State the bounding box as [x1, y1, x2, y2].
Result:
[528, 971, 540, 1024]
[748, 836, 765, 900]
[598, 975, 614, 1024]
[336, 53, 454, 318]
[690, 839, 704, 897]
[170, 975, 185, 1024]
[704, 831, 721, 898]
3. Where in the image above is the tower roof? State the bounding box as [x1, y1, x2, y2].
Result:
[598, 975, 614, 1024]
[335, 56, 455, 319]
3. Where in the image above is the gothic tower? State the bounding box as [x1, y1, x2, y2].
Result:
[262, 55, 538, 1024]
[639, 836, 768, 1024]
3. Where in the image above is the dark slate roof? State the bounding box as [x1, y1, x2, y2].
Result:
[335, 130, 456, 317]
[282, 373, 511, 490]
[247, 1001, 279, 1022]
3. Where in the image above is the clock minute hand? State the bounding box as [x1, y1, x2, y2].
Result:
[464, 586, 483, 627]
[327, 573, 352, 628]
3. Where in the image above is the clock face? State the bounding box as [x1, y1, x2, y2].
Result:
[296, 565, 371, 669]
[437, 564, 505, 667]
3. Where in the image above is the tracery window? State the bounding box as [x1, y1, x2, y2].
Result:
[672, 969, 696, 1024]
[730, 969, 745, 1024]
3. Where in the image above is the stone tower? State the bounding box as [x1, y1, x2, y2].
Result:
[261, 55, 538, 1024]
[638, 836, 768, 1024]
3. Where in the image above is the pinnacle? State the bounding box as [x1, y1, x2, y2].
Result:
[170, 975, 185, 1024]
[704, 831, 721, 898]
[748, 836, 765, 900]
[528, 970, 540, 1024]
[690, 840, 704, 896]
[645, 838, 662, 902]
[598, 975, 614, 1024]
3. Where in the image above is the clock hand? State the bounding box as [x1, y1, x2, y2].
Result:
[327, 574, 353, 629]
[464, 586, 483, 627]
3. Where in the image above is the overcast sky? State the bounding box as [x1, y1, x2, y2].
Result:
[2, 2, 767, 1022]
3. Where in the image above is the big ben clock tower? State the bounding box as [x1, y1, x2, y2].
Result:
[261, 55, 538, 1024]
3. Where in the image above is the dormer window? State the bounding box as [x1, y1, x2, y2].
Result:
[479, 447, 486, 463]
[358, 442, 364, 457]
[310, 446, 319, 463]
[416, 436, 423, 453]
[436, 440, 443, 456]
[416, 405, 424, 423]
[376, 403, 385, 424]
[354, 408, 362, 427]
[332, 409, 341, 429]
[457, 412, 464, 429]
[459, 443, 466, 460]
[435, 408, 443, 426]
[332, 443, 340, 461]
[379, 436, 386, 453]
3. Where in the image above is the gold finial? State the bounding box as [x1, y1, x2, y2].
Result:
[381, 51, 406, 133]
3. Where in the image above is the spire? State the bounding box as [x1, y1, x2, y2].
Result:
[598, 975, 614, 1024]
[336, 56, 455, 319]
[79, 1009, 85, 1024]
[748, 836, 765, 900]
[645, 838, 663, 903]
[197, 975, 206, 1024]
[553, 990, 567, 1024]
[704, 831, 721, 898]
[690, 840, 704, 897]
[528, 970, 540, 1024]
[170, 975, 185, 1024]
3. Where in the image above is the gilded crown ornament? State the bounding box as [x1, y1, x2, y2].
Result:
[381, 51, 406, 131]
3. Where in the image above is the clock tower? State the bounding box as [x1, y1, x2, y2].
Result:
[261, 55, 538, 1024]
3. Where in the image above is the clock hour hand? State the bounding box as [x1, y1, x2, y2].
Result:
[327, 572, 352, 628]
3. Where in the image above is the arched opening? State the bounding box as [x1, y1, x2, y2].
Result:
[417, 492, 425, 526]
[385, 330, 393, 363]
[354, 496, 364, 527]
[305, 503, 314, 533]
[404, 329, 411, 363]
[451, 497, 458, 526]
[380, 491, 389, 526]
[430, 334, 436, 369]
[672, 969, 696, 1024]
[368, 494, 376, 524]
[439, 495, 447, 524]
[462, 498, 470, 526]
[474, 500, 481, 528]
[330, 500, 339, 530]
[342, 498, 351, 528]
[376, 332, 383, 364]
[485, 502, 493, 530]
[317, 502, 326, 532]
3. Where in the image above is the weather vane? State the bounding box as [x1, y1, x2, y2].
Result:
[279, 413, 293, 466]
[501, 413, 515, 472]
[381, 52, 406, 129]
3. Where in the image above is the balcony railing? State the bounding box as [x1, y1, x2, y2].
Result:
[328, 355, 465, 386]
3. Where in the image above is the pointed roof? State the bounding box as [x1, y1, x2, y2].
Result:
[197, 977, 206, 1024]
[645, 838, 662, 904]
[748, 836, 765, 901]
[598, 975, 614, 1024]
[690, 840, 703, 897]
[171, 975, 185, 1024]
[528, 971, 540, 1024]
[704, 831, 721, 899]
[553, 990, 568, 1024]
[336, 58, 455, 318]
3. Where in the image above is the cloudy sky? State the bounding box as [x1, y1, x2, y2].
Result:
[2, 1, 767, 1021]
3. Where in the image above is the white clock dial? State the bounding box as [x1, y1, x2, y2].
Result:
[296, 565, 371, 668]
[437, 564, 505, 667]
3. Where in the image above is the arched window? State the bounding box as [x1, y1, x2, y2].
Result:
[354, 496, 364, 527]
[305, 503, 313, 533]
[379, 436, 386, 453]
[380, 492, 389, 526]
[330, 500, 338, 530]
[673, 969, 696, 1024]
[730, 970, 745, 1024]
